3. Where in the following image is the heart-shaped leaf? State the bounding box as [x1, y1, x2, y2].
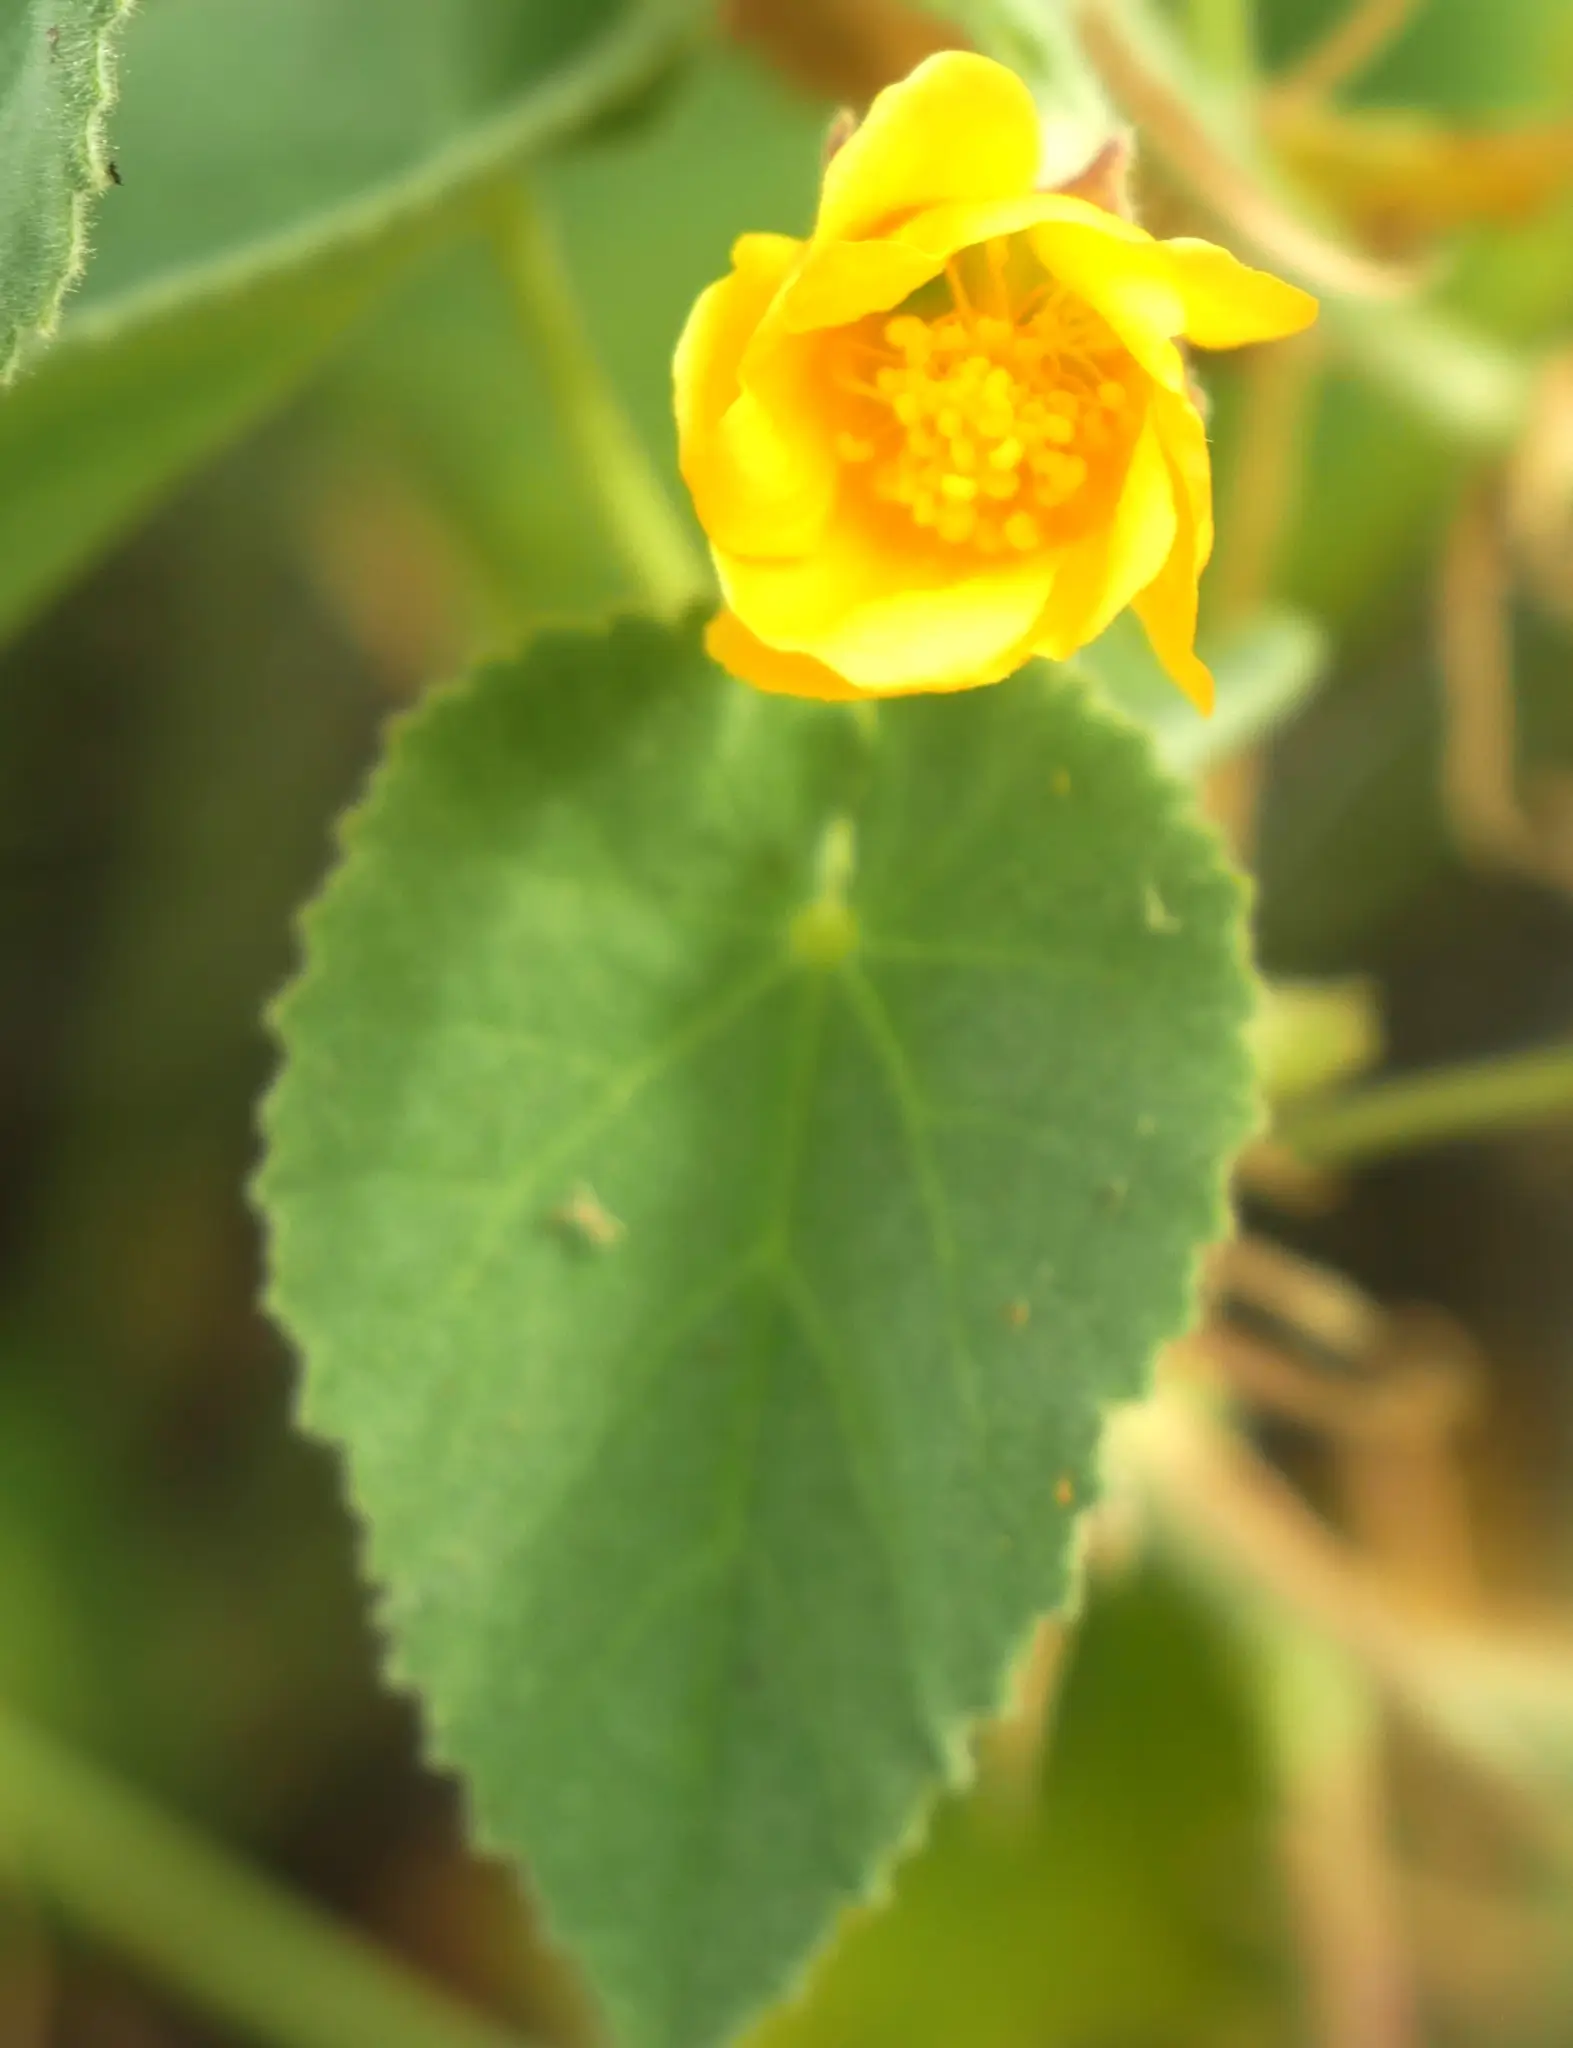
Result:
[259, 617, 1255, 2048]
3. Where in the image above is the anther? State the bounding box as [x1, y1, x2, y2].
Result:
[885, 315, 929, 356]
[1004, 511, 1041, 550]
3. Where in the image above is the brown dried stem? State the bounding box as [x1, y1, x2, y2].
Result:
[1435, 474, 1573, 895]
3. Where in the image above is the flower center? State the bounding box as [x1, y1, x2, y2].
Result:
[835, 257, 1135, 554]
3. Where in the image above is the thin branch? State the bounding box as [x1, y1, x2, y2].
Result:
[1275, 1040, 1573, 1167]
[0, 1704, 533, 2048]
[1436, 477, 1539, 871]
[1276, 0, 1424, 104]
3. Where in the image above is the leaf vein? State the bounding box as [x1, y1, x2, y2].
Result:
[840, 967, 983, 1437]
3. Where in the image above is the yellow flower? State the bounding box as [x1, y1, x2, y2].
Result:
[674, 51, 1318, 710]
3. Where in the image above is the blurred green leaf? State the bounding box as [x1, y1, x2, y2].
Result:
[0, 235, 413, 646]
[0, 0, 132, 378]
[1074, 608, 1328, 776]
[0, 0, 699, 646]
[260, 616, 1256, 2048]
[76, 0, 639, 308]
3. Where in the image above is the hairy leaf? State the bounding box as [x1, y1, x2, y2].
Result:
[0, 0, 133, 378]
[260, 618, 1256, 2048]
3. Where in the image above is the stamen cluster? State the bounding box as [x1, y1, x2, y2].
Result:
[837, 278, 1132, 555]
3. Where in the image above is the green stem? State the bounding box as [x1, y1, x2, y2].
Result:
[1186, 0, 1257, 83]
[492, 182, 709, 620]
[1276, 1041, 1573, 1167]
[0, 1703, 529, 2048]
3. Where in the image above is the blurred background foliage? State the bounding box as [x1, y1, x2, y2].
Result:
[4, 0, 1573, 2042]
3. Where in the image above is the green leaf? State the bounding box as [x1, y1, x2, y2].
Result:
[0, 0, 695, 644]
[0, 234, 411, 645]
[259, 618, 1257, 2048]
[0, 0, 134, 379]
[76, 0, 646, 310]
[1073, 608, 1328, 776]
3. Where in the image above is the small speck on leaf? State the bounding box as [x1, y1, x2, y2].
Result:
[546, 1182, 625, 1252]
[1052, 767, 1072, 797]
[1054, 1475, 1076, 1508]
[1004, 1298, 1030, 1330]
[1098, 1177, 1130, 1213]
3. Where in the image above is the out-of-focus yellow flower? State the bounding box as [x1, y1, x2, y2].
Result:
[675, 52, 1318, 709]
[1268, 99, 1573, 257]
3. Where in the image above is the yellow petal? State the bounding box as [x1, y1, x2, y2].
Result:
[1134, 566, 1214, 712]
[1028, 217, 1189, 391]
[1132, 415, 1215, 712]
[675, 234, 837, 559]
[815, 51, 1042, 244]
[674, 233, 799, 447]
[718, 500, 1052, 690]
[776, 238, 941, 335]
[1150, 385, 1214, 574]
[813, 571, 1047, 689]
[894, 190, 1154, 259]
[1162, 237, 1320, 350]
[780, 192, 1149, 336]
[706, 612, 867, 700]
[1031, 409, 1180, 660]
[705, 612, 978, 700]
